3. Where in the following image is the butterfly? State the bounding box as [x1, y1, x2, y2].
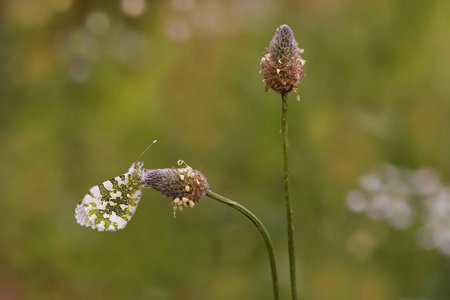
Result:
[74, 140, 156, 231]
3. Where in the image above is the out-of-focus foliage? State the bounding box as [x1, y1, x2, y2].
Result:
[1, 0, 449, 299]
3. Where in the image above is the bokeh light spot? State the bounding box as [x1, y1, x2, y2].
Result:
[166, 20, 190, 42]
[121, 0, 147, 17]
[170, 0, 195, 12]
[85, 12, 110, 35]
[68, 59, 91, 82]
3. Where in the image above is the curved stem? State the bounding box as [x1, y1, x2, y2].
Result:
[281, 92, 297, 300]
[206, 189, 279, 300]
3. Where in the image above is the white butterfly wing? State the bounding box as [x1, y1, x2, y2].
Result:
[75, 172, 143, 231]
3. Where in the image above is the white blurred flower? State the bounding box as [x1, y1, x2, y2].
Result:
[421, 188, 450, 255]
[347, 164, 413, 229]
[410, 168, 441, 196]
[346, 164, 450, 257]
[346, 190, 369, 213]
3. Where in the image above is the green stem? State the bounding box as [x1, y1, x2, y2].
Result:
[206, 189, 279, 300]
[281, 92, 297, 300]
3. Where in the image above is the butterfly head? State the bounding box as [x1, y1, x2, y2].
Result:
[129, 161, 145, 181]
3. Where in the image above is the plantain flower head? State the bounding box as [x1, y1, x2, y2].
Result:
[260, 24, 306, 95]
[144, 161, 209, 217]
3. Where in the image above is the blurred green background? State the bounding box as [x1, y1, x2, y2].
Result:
[1, 0, 450, 299]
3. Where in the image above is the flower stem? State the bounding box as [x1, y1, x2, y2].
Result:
[206, 189, 279, 300]
[281, 91, 297, 300]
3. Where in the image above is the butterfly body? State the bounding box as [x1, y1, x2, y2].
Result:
[75, 161, 145, 231]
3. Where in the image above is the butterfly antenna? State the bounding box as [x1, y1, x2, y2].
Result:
[137, 140, 157, 161]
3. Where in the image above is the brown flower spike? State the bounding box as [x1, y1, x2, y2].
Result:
[144, 161, 209, 217]
[260, 24, 306, 95]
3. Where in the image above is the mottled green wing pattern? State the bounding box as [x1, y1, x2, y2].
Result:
[75, 162, 144, 231]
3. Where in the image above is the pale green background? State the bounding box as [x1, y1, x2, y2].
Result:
[1, 0, 449, 299]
